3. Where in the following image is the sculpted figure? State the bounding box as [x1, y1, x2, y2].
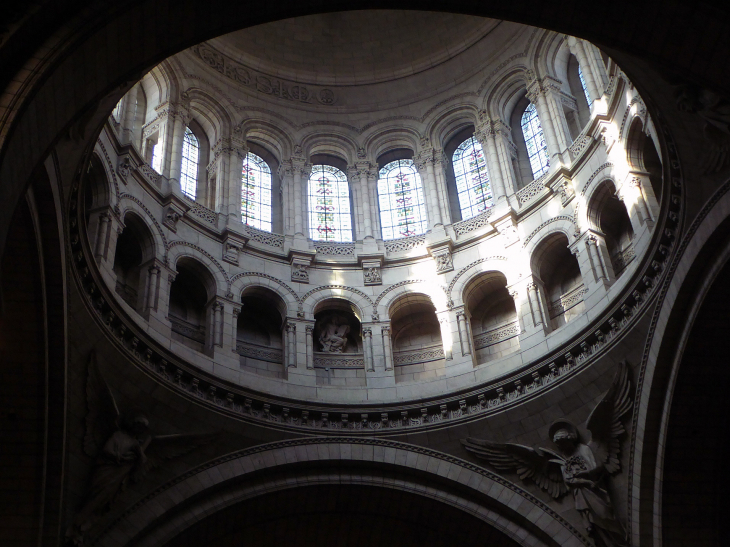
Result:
[66, 353, 216, 545]
[461, 361, 632, 547]
[318, 313, 351, 352]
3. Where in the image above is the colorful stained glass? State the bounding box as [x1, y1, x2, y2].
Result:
[308, 165, 352, 242]
[180, 127, 199, 198]
[453, 136, 493, 220]
[241, 152, 272, 231]
[578, 64, 592, 106]
[377, 159, 427, 240]
[521, 103, 550, 179]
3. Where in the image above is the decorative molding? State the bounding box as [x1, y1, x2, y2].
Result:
[384, 235, 426, 253]
[137, 163, 161, 185]
[374, 279, 447, 309]
[522, 216, 576, 247]
[118, 193, 170, 258]
[230, 272, 300, 304]
[548, 285, 588, 318]
[515, 173, 549, 206]
[314, 241, 355, 256]
[580, 162, 614, 197]
[313, 353, 365, 368]
[168, 240, 230, 292]
[95, 139, 121, 203]
[183, 196, 217, 225]
[243, 226, 284, 249]
[446, 256, 509, 299]
[291, 263, 309, 283]
[453, 208, 494, 236]
[473, 321, 520, 350]
[170, 317, 205, 343]
[393, 345, 445, 365]
[301, 284, 374, 306]
[235, 341, 283, 364]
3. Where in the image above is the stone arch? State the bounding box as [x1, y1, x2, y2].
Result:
[482, 66, 530, 122]
[237, 118, 295, 160]
[230, 272, 298, 316]
[375, 280, 449, 319]
[93, 438, 584, 547]
[302, 132, 358, 165]
[365, 126, 420, 161]
[522, 217, 576, 253]
[168, 241, 228, 296]
[117, 195, 167, 262]
[448, 257, 511, 307]
[424, 104, 479, 150]
[88, 146, 117, 210]
[302, 285, 371, 320]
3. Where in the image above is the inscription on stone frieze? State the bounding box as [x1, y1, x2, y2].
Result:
[192, 44, 336, 106]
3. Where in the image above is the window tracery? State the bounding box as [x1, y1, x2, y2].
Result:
[180, 127, 199, 199]
[308, 165, 352, 242]
[377, 159, 427, 240]
[453, 136, 493, 220]
[521, 103, 550, 179]
[241, 152, 272, 231]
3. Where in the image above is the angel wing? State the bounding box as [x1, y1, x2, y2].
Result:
[83, 352, 120, 458]
[136, 432, 219, 481]
[585, 360, 633, 474]
[461, 437, 568, 499]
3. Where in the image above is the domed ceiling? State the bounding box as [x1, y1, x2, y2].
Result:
[208, 11, 502, 86]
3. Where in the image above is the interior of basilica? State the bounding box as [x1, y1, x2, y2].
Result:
[2, 2, 730, 546]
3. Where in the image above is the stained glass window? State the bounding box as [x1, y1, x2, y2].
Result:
[578, 64, 592, 106]
[308, 165, 352, 242]
[453, 137, 493, 220]
[521, 103, 550, 179]
[241, 152, 272, 231]
[377, 159, 427, 240]
[180, 128, 199, 199]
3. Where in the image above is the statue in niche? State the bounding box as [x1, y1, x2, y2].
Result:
[66, 353, 217, 545]
[461, 361, 632, 547]
[317, 313, 351, 353]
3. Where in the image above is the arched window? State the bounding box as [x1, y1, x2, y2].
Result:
[308, 165, 352, 242]
[452, 136, 493, 220]
[578, 65, 592, 106]
[377, 159, 427, 239]
[241, 152, 272, 231]
[180, 127, 199, 199]
[521, 103, 550, 179]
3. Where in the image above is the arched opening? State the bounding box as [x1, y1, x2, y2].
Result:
[463, 272, 519, 363]
[376, 158, 427, 239]
[566, 55, 591, 133]
[531, 233, 584, 330]
[510, 95, 545, 188]
[587, 179, 635, 278]
[237, 287, 286, 378]
[312, 298, 364, 386]
[247, 141, 282, 233]
[627, 117, 663, 203]
[308, 158, 353, 242]
[169, 257, 216, 354]
[112, 213, 156, 311]
[389, 293, 443, 383]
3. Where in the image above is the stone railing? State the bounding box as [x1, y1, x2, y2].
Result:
[183, 196, 218, 225]
[473, 321, 520, 350]
[393, 344, 444, 366]
[612, 243, 636, 276]
[515, 172, 549, 207]
[245, 225, 285, 249]
[384, 234, 426, 253]
[313, 352, 364, 369]
[547, 285, 588, 318]
[314, 241, 355, 256]
[453, 208, 493, 237]
[169, 316, 205, 343]
[137, 163, 161, 185]
[235, 341, 283, 363]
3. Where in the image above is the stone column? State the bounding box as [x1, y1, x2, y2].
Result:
[231, 306, 241, 352]
[145, 264, 160, 312]
[568, 37, 601, 104]
[618, 172, 657, 231]
[475, 122, 507, 203]
[120, 85, 138, 145]
[278, 162, 295, 236]
[347, 167, 364, 239]
[363, 327, 374, 372]
[286, 322, 297, 368]
[509, 288, 525, 333]
[368, 168, 382, 238]
[433, 152, 452, 225]
[585, 234, 612, 284]
[456, 310, 472, 356]
[415, 149, 442, 230]
[94, 211, 111, 262]
[382, 326, 393, 371]
[436, 312, 454, 361]
[167, 108, 190, 191]
[527, 77, 572, 162]
[356, 162, 374, 239]
[527, 282, 548, 330]
[305, 324, 314, 369]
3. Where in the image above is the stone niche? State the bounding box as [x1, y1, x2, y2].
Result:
[312, 300, 365, 387]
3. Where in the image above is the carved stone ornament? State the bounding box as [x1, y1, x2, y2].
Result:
[291, 263, 309, 283]
[429, 246, 453, 274]
[117, 156, 132, 181]
[363, 266, 381, 285]
[461, 361, 633, 547]
[162, 205, 184, 232]
[222, 234, 247, 266]
[317, 313, 351, 353]
[66, 353, 217, 546]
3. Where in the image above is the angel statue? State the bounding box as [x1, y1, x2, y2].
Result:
[461, 361, 633, 547]
[65, 353, 218, 545]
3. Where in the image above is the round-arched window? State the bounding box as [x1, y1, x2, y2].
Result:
[377, 159, 427, 240]
[180, 127, 199, 199]
[308, 165, 352, 242]
[241, 152, 272, 231]
[521, 103, 550, 179]
[453, 136, 493, 220]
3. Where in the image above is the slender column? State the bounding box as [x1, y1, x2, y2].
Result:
[168, 109, 189, 188]
[382, 326, 393, 371]
[431, 153, 451, 225]
[231, 306, 241, 351]
[527, 282, 545, 328]
[305, 325, 314, 369]
[494, 128, 518, 195]
[457, 312, 471, 356]
[368, 168, 382, 238]
[94, 212, 110, 262]
[584, 41, 609, 91]
[348, 167, 364, 239]
[227, 146, 246, 221]
[509, 289, 525, 333]
[278, 164, 291, 234]
[146, 265, 160, 311]
[425, 160, 443, 227]
[475, 124, 506, 203]
[568, 37, 601, 104]
[287, 322, 297, 367]
[291, 159, 306, 237]
[585, 236, 606, 282]
[363, 327, 374, 372]
[214, 302, 223, 347]
[529, 88, 561, 161]
[121, 86, 138, 144]
[357, 163, 373, 239]
[437, 313, 454, 361]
